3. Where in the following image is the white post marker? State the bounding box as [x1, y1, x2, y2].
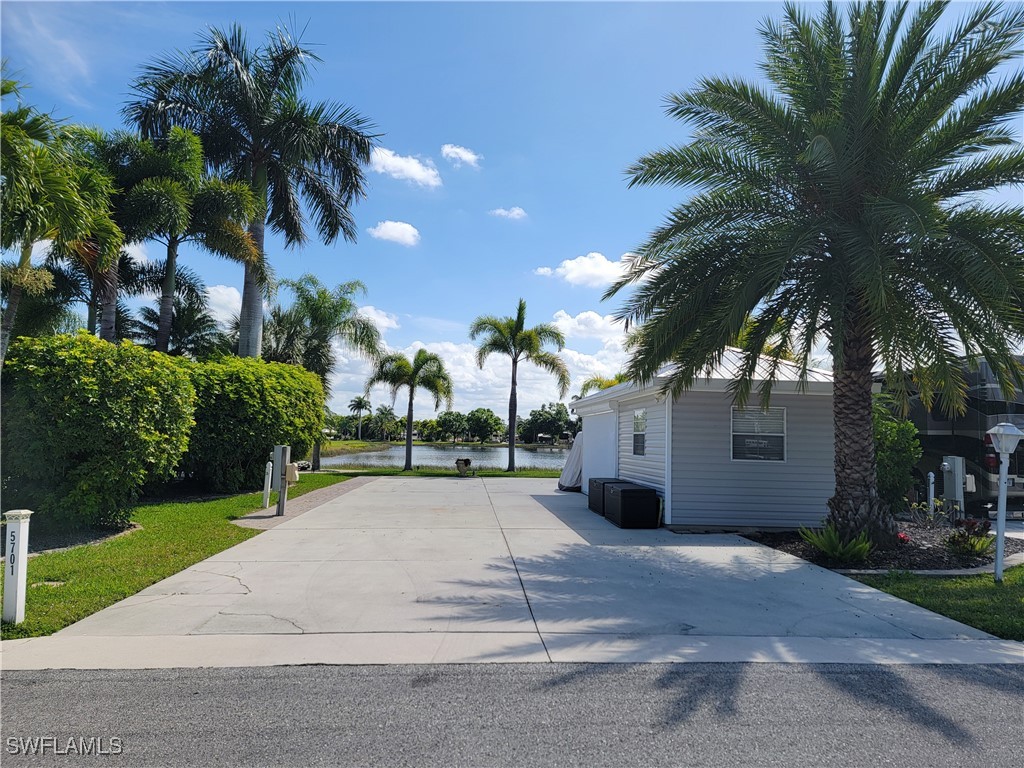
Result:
[275, 444, 291, 517]
[927, 471, 935, 515]
[262, 461, 274, 509]
[987, 422, 1024, 583]
[3, 510, 33, 624]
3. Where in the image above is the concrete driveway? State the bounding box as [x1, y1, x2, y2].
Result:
[3, 477, 1021, 668]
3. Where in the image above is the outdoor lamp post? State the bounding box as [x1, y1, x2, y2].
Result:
[986, 422, 1024, 583]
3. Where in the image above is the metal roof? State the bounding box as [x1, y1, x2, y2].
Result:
[572, 347, 833, 411]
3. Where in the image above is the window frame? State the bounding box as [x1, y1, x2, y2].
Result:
[632, 408, 647, 456]
[730, 406, 787, 463]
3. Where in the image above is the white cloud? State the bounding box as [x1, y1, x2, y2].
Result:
[125, 242, 151, 264]
[368, 221, 421, 247]
[206, 285, 242, 326]
[552, 310, 624, 343]
[441, 144, 482, 169]
[534, 251, 629, 288]
[2, 7, 92, 107]
[358, 305, 400, 332]
[489, 206, 528, 220]
[369, 147, 442, 188]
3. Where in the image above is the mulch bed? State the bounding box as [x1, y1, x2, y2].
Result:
[744, 520, 1024, 571]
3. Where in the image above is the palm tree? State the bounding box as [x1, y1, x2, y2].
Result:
[1, 78, 122, 362]
[470, 299, 570, 471]
[126, 24, 377, 358]
[578, 372, 630, 397]
[349, 395, 372, 440]
[133, 293, 228, 360]
[264, 275, 382, 469]
[92, 128, 258, 353]
[365, 350, 454, 471]
[607, 2, 1024, 546]
[372, 404, 397, 442]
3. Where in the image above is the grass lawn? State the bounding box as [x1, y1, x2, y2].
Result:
[0, 472, 350, 640]
[319, 440, 390, 457]
[855, 565, 1024, 641]
[321, 466, 562, 479]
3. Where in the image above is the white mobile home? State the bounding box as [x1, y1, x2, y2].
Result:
[572, 349, 835, 529]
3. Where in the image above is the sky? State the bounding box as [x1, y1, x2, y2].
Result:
[2, 1, 1019, 418]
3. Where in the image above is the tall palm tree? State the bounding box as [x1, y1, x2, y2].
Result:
[93, 128, 258, 353]
[607, 1, 1024, 545]
[365, 350, 454, 471]
[1, 78, 122, 362]
[470, 299, 570, 471]
[264, 275, 382, 469]
[126, 24, 378, 358]
[349, 395, 372, 440]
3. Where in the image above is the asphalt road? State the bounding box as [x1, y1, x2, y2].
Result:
[3, 664, 1022, 767]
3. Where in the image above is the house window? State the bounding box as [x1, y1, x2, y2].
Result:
[633, 408, 647, 456]
[731, 407, 786, 461]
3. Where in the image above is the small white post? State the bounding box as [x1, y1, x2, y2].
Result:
[262, 461, 274, 509]
[994, 453, 1009, 583]
[926, 472, 935, 514]
[275, 445, 291, 517]
[3, 510, 33, 624]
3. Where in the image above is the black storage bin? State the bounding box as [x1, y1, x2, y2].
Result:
[588, 478, 622, 515]
[604, 483, 660, 529]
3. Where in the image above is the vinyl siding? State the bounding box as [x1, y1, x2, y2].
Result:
[581, 411, 618, 495]
[671, 391, 834, 528]
[617, 395, 666, 494]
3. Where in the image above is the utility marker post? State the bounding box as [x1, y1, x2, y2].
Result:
[3, 510, 33, 624]
[262, 461, 274, 509]
[926, 472, 935, 515]
[274, 444, 291, 517]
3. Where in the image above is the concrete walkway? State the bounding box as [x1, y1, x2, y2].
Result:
[3, 477, 1022, 668]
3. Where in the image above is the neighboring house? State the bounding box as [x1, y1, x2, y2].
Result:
[571, 348, 835, 530]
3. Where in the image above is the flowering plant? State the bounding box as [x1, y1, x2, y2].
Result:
[897, 532, 911, 544]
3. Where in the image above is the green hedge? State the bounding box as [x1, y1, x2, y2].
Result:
[1, 333, 196, 530]
[184, 357, 324, 493]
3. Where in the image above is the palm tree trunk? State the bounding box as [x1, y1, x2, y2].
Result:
[238, 166, 267, 358]
[404, 391, 415, 471]
[0, 242, 33, 366]
[87, 283, 97, 335]
[357, 412, 363, 440]
[155, 238, 179, 354]
[826, 323, 896, 547]
[507, 359, 518, 472]
[0, 282, 23, 367]
[98, 264, 119, 343]
[312, 440, 322, 472]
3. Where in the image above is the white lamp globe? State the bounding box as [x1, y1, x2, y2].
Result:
[987, 422, 1024, 456]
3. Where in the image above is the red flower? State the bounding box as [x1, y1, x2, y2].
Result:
[897, 532, 911, 544]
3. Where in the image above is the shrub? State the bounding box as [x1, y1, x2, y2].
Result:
[944, 519, 995, 556]
[1, 333, 195, 530]
[184, 357, 324, 493]
[873, 401, 923, 513]
[799, 524, 874, 564]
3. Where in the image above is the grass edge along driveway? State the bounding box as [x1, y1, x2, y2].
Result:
[855, 565, 1024, 641]
[0, 473, 350, 640]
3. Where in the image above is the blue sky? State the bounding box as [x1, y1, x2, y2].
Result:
[3, 2, 1015, 416]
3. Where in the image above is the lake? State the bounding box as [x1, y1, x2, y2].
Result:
[321, 444, 568, 469]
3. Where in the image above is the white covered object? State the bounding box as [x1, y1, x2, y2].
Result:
[557, 437, 583, 492]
